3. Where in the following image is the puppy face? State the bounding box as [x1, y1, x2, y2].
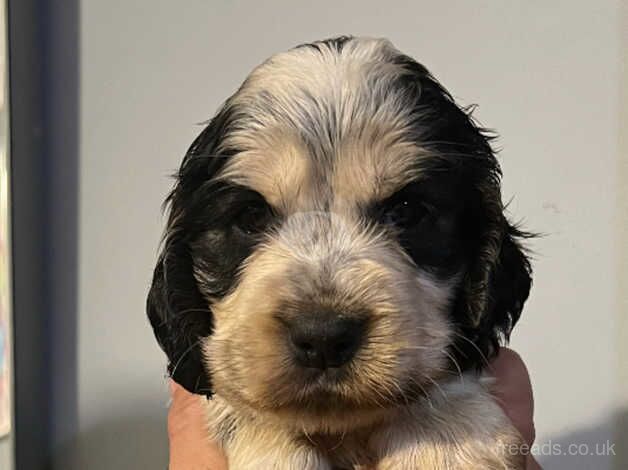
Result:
[148, 37, 532, 432]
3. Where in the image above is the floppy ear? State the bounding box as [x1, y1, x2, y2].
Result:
[456, 215, 533, 368]
[400, 60, 532, 366]
[147, 242, 213, 395]
[383, 52, 533, 369]
[485, 224, 532, 335]
[147, 106, 235, 396]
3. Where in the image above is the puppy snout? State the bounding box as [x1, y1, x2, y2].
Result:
[287, 316, 366, 369]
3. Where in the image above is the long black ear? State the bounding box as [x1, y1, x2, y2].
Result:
[147, 244, 213, 395]
[147, 106, 234, 396]
[390, 53, 533, 369]
[485, 225, 532, 339]
[392, 55, 533, 368]
[456, 217, 533, 368]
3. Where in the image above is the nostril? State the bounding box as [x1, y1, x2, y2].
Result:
[294, 340, 315, 353]
[326, 336, 360, 367]
[333, 339, 352, 356]
[290, 335, 326, 369]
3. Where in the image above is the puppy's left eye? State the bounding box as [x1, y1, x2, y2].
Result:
[382, 200, 430, 228]
[234, 202, 273, 235]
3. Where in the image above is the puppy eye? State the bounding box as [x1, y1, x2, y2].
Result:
[234, 202, 273, 235]
[381, 200, 430, 228]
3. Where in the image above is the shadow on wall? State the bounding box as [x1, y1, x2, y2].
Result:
[536, 409, 627, 470]
[52, 408, 169, 470]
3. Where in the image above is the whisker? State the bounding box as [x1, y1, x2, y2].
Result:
[424, 375, 448, 402]
[170, 340, 201, 378]
[442, 348, 464, 383]
[173, 307, 212, 316]
[450, 331, 490, 366]
[406, 376, 434, 410]
[329, 428, 347, 451]
[301, 425, 316, 446]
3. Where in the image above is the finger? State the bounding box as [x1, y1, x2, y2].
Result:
[168, 380, 228, 470]
[488, 347, 536, 446]
[527, 455, 542, 469]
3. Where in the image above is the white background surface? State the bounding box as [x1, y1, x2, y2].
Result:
[70, 1, 627, 468]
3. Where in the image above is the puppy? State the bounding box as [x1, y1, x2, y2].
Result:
[148, 36, 532, 469]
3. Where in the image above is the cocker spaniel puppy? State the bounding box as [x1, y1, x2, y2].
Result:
[148, 36, 532, 469]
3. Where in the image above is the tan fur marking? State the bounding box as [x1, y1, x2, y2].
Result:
[219, 129, 312, 211]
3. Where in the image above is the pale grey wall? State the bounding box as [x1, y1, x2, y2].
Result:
[74, 1, 626, 469]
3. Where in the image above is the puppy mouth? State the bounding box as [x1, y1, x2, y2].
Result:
[272, 363, 405, 413]
[272, 375, 410, 417]
[270, 356, 437, 413]
[262, 362, 362, 411]
[296, 365, 354, 395]
[279, 386, 367, 413]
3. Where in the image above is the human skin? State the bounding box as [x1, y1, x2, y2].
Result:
[167, 347, 541, 470]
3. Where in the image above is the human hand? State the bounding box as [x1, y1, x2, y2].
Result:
[168, 380, 228, 470]
[489, 347, 541, 469]
[167, 347, 539, 469]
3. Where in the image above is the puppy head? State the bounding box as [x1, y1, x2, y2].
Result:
[147, 37, 531, 431]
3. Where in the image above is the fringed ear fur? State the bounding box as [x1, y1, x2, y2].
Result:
[147, 106, 235, 396]
[147, 242, 214, 396]
[455, 220, 533, 368]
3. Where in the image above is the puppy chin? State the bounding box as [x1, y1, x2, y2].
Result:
[269, 401, 392, 435]
[250, 382, 398, 434]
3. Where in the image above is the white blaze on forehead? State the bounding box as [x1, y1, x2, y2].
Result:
[217, 37, 427, 211]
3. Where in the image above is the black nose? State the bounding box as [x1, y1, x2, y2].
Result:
[287, 316, 366, 369]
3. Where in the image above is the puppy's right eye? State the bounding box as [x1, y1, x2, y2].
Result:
[233, 201, 273, 235]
